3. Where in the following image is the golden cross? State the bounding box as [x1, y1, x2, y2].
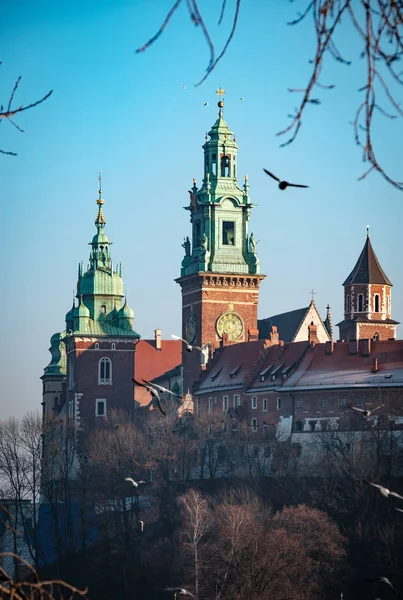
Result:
[216, 87, 225, 100]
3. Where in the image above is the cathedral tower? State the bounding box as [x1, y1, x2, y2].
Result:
[176, 91, 265, 391]
[42, 175, 139, 428]
[337, 229, 398, 342]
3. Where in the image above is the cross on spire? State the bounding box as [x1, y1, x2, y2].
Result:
[310, 289, 316, 302]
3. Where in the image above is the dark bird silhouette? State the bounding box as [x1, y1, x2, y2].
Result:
[263, 168, 308, 190]
[348, 403, 385, 417]
[164, 588, 194, 597]
[124, 477, 146, 488]
[171, 334, 203, 352]
[364, 481, 403, 500]
[132, 378, 166, 415]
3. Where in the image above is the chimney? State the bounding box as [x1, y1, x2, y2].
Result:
[372, 357, 379, 373]
[270, 325, 279, 345]
[308, 321, 319, 346]
[360, 338, 371, 357]
[248, 328, 259, 342]
[220, 332, 229, 348]
[154, 329, 162, 351]
[348, 339, 358, 355]
[325, 341, 334, 355]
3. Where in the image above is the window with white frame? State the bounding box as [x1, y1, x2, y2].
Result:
[277, 397, 282, 410]
[263, 423, 269, 438]
[263, 398, 268, 412]
[95, 342, 99, 350]
[358, 293, 364, 312]
[251, 418, 258, 432]
[296, 399, 303, 408]
[208, 397, 213, 413]
[374, 294, 380, 313]
[233, 394, 241, 408]
[111, 342, 116, 350]
[96, 398, 106, 417]
[223, 396, 228, 411]
[98, 357, 112, 385]
[251, 396, 257, 409]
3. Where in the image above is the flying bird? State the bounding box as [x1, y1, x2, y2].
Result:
[364, 481, 403, 500]
[124, 477, 146, 488]
[171, 334, 203, 353]
[348, 403, 385, 417]
[142, 379, 185, 401]
[132, 378, 166, 415]
[365, 577, 396, 594]
[240, 97, 244, 100]
[164, 588, 194, 597]
[138, 520, 144, 532]
[263, 168, 308, 190]
[203, 102, 209, 106]
[182, 86, 187, 90]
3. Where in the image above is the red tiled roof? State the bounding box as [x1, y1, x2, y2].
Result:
[194, 340, 267, 395]
[134, 339, 182, 406]
[283, 340, 403, 390]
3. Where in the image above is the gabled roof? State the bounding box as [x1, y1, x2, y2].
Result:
[343, 235, 392, 286]
[194, 340, 267, 395]
[259, 307, 308, 343]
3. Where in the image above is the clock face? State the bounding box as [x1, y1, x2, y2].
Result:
[186, 312, 197, 343]
[216, 311, 244, 341]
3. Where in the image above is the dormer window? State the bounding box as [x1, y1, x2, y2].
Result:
[374, 294, 380, 312]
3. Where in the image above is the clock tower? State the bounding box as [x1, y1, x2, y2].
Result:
[176, 90, 265, 391]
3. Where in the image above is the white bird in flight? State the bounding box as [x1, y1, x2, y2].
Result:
[364, 481, 403, 500]
[164, 588, 194, 597]
[124, 477, 146, 488]
[133, 378, 166, 415]
[349, 403, 385, 417]
[171, 334, 203, 353]
[143, 379, 185, 401]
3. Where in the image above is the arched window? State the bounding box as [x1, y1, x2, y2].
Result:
[373, 332, 380, 341]
[346, 294, 351, 313]
[221, 155, 230, 177]
[358, 294, 364, 312]
[98, 357, 112, 385]
[100, 305, 106, 314]
[374, 294, 380, 312]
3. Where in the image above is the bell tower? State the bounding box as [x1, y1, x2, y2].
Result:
[176, 90, 265, 392]
[337, 228, 398, 342]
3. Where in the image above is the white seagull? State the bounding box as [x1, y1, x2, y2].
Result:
[164, 588, 194, 597]
[349, 403, 385, 417]
[171, 334, 203, 353]
[124, 477, 146, 488]
[142, 379, 185, 402]
[133, 378, 166, 415]
[364, 481, 403, 500]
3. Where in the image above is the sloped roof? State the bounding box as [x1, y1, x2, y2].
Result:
[343, 235, 392, 286]
[336, 316, 400, 326]
[282, 340, 403, 390]
[134, 339, 182, 406]
[258, 307, 308, 342]
[194, 340, 267, 395]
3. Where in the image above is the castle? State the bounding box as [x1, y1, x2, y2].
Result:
[41, 95, 402, 447]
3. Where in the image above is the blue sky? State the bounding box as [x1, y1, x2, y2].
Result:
[2, 1, 402, 419]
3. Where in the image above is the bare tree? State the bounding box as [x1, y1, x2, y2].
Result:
[136, 1, 403, 189]
[1, 66, 52, 155]
[178, 489, 213, 599]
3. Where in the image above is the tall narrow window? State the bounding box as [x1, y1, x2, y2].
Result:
[251, 418, 258, 432]
[222, 221, 235, 245]
[223, 396, 228, 412]
[96, 399, 106, 417]
[251, 396, 257, 409]
[98, 357, 112, 385]
[100, 305, 106, 314]
[194, 222, 201, 248]
[346, 294, 351, 313]
[208, 397, 213, 413]
[374, 294, 380, 312]
[212, 154, 217, 176]
[263, 398, 268, 412]
[277, 397, 282, 410]
[221, 155, 230, 177]
[373, 332, 380, 341]
[358, 294, 364, 312]
[233, 394, 241, 408]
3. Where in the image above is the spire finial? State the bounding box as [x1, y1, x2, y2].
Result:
[366, 224, 370, 237]
[310, 289, 316, 302]
[95, 171, 106, 226]
[216, 87, 225, 113]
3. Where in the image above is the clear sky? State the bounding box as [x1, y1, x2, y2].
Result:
[2, 1, 402, 419]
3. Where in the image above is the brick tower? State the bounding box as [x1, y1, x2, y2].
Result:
[337, 229, 398, 342]
[176, 90, 265, 392]
[41, 175, 139, 430]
